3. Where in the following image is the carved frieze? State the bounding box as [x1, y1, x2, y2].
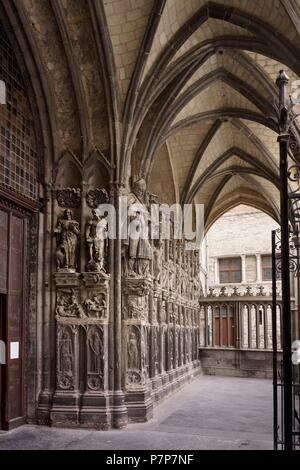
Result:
[56, 188, 82, 208]
[56, 290, 108, 323]
[86, 188, 109, 209]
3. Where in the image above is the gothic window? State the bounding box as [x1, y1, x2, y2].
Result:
[219, 257, 242, 284]
[0, 24, 38, 200]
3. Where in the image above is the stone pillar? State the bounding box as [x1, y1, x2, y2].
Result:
[241, 255, 246, 283]
[123, 277, 153, 422]
[256, 254, 262, 282]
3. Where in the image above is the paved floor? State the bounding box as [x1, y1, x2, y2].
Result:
[0, 376, 273, 450]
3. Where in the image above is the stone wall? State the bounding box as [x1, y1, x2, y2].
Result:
[199, 347, 281, 379]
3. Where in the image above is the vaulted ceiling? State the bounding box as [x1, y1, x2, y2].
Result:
[2, 0, 300, 227]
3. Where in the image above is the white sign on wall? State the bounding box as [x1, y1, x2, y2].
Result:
[10, 341, 19, 360]
[0, 340, 5, 364]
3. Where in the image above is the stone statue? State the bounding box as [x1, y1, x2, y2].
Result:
[153, 239, 162, 282]
[123, 179, 152, 277]
[86, 209, 107, 272]
[55, 209, 80, 272]
[59, 331, 73, 375]
[128, 330, 139, 370]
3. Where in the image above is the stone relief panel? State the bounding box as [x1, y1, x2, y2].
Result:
[56, 289, 108, 322]
[86, 325, 104, 391]
[57, 325, 75, 391]
[86, 188, 109, 209]
[126, 325, 141, 386]
[56, 188, 82, 208]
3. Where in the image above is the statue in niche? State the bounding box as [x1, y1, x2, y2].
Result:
[55, 209, 80, 272]
[59, 330, 73, 378]
[86, 209, 108, 273]
[169, 330, 174, 369]
[128, 330, 139, 370]
[141, 332, 146, 373]
[153, 239, 162, 282]
[83, 293, 106, 319]
[88, 329, 103, 373]
[122, 179, 152, 278]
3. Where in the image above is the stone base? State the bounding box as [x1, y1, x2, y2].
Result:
[152, 361, 202, 407]
[79, 393, 112, 429]
[125, 362, 202, 423]
[42, 390, 128, 430]
[125, 384, 153, 422]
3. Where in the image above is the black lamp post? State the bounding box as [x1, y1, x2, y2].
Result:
[276, 70, 293, 450]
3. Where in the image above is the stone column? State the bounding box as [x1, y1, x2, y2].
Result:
[241, 255, 246, 283]
[112, 186, 128, 428]
[256, 254, 262, 282]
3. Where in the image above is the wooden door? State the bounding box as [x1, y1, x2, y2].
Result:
[0, 206, 26, 429]
[214, 316, 235, 347]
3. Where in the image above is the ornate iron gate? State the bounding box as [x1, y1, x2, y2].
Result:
[272, 70, 300, 450]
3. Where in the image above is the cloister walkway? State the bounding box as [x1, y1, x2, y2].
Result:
[0, 376, 272, 450]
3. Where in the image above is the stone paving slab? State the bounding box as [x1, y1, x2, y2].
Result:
[0, 376, 273, 450]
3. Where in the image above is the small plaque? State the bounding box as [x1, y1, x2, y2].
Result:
[10, 342, 19, 360]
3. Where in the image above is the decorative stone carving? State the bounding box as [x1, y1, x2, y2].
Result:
[57, 327, 74, 390]
[169, 329, 174, 370]
[55, 209, 80, 272]
[56, 188, 81, 208]
[257, 285, 266, 296]
[153, 239, 162, 282]
[56, 290, 86, 319]
[85, 209, 108, 272]
[87, 326, 104, 391]
[56, 290, 108, 322]
[83, 293, 107, 319]
[126, 326, 142, 386]
[122, 178, 152, 278]
[86, 188, 109, 209]
[124, 295, 147, 321]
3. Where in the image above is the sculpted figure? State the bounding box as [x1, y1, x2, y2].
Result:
[86, 209, 107, 272]
[56, 290, 86, 319]
[60, 331, 73, 375]
[88, 330, 103, 373]
[55, 209, 80, 271]
[128, 331, 139, 370]
[123, 179, 152, 277]
[84, 293, 106, 319]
